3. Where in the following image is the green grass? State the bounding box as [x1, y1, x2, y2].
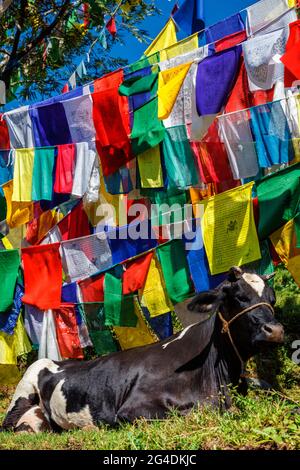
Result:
[0, 265, 300, 450]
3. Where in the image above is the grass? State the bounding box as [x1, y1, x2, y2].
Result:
[0, 265, 300, 450]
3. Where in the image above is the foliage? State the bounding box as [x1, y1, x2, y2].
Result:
[0, 0, 159, 101]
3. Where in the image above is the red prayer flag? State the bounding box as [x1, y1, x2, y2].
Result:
[215, 30, 247, 53]
[106, 17, 117, 37]
[122, 252, 153, 295]
[0, 114, 10, 149]
[78, 273, 105, 302]
[53, 304, 84, 359]
[93, 70, 133, 176]
[281, 20, 300, 87]
[61, 83, 69, 94]
[58, 200, 91, 241]
[191, 121, 233, 184]
[22, 243, 62, 310]
[83, 3, 90, 28]
[54, 144, 76, 194]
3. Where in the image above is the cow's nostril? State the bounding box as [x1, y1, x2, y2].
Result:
[262, 324, 274, 335]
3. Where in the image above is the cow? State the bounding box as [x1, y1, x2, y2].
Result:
[1, 266, 284, 433]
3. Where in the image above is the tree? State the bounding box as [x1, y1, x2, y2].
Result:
[0, 0, 159, 102]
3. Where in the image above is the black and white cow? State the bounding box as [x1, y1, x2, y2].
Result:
[1, 267, 284, 433]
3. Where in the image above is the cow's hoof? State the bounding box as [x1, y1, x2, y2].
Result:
[81, 424, 98, 432]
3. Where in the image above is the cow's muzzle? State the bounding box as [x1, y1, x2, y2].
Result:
[260, 323, 284, 343]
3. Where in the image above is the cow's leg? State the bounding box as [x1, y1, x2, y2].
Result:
[1, 358, 60, 431]
[15, 405, 52, 433]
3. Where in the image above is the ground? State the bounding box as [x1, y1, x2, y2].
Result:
[0, 266, 299, 450]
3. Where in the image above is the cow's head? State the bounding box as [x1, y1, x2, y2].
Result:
[187, 267, 284, 361]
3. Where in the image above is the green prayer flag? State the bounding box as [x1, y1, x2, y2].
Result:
[244, 240, 274, 277]
[104, 270, 137, 327]
[0, 195, 7, 222]
[157, 240, 194, 304]
[162, 126, 199, 189]
[128, 52, 160, 73]
[119, 73, 158, 97]
[78, 303, 118, 356]
[294, 213, 300, 249]
[131, 97, 166, 156]
[0, 249, 20, 312]
[32, 147, 56, 201]
[256, 163, 300, 240]
[150, 189, 187, 226]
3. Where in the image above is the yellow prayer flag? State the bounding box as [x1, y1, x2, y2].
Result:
[113, 298, 158, 350]
[2, 179, 34, 229]
[158, 62, 192, 120]
[288, 0, 296, 7]
[0, 315, 31, 366]
[0, 365, 21, 385]
[137, 146, 163, 188]
[140, 254, 173, 317]
[160, 33, 198, 61]
[270, 219, 300, 287]
[144, 18, 177, 57]
[201, 182, 261, 275]
[12, 148, 35, 202]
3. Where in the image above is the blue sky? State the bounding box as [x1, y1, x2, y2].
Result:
[111, 0, 256, 63]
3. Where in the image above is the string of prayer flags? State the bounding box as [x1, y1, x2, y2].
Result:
[270, 218, 300, 286]
[256, 163, 300, 240]
[21, 243, 62, 310]
[144, 18, 177, 57]
[202, 182, 261, 275]
[113, 297, 158, 350]
[157, 239, 194, 304]
[0, 249, 20, 312]
[53, 304, 84, 359]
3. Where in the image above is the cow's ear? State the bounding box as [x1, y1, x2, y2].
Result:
[187, 290, 224, 314]
[228, 266, 243, 282]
